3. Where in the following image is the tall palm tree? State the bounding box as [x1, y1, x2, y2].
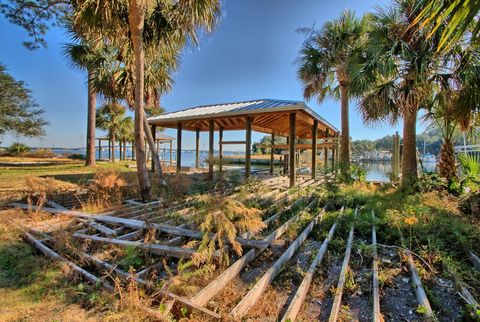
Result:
[96, 102, 127, 163]
[357, 0, 444, 187]
[72, 0, 221, 200]
[63, 39, 109, 167]
[297, 10, 370, 180]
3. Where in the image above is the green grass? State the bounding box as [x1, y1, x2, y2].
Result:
[0, 157, 136, 190]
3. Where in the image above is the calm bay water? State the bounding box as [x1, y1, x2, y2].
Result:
[359, 161, 437, 182]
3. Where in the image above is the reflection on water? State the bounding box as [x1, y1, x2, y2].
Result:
[359, 161, 437, 182]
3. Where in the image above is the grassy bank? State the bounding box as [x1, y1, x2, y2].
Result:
[0, 157, 136, 191]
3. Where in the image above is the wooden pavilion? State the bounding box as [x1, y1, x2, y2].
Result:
[148, 99, 340, 186]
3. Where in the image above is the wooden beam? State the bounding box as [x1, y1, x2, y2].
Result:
[195, 128, 200, 169]
[151, 124, 156, 172]
[245, 116, 252, 180]
[280, 218, 338, 322]
[270, 133, 275, 175]
[230, 208, 324, 319]
[176, 121, 182, 175]
[406, 250, 434, 320]
[219, 140, 246, 145]
[329, 212, 355, 322]
[372, 211, 382, 322]
[219, 127, 223, 173]
[289, 112, 296, 187]
[312, 120, 318, 179]
[208, 119, 214, 180]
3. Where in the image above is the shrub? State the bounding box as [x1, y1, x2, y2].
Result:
[68, 153, 85, 160]
[85, 171, 126, 208]
[26, 148, 56, 158]
[7, 142, 30, 156]
[351, 164, 367, 183]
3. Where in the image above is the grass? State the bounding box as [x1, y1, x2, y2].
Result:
[0, 156, 136, 191]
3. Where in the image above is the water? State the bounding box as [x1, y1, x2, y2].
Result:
[359, 161, 437, 182]
[43, 147, 243, 166]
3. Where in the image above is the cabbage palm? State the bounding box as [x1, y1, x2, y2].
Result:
[63, 39, 110, 167]
[72, 0, 221, 200]
[96, 102, 127, 163]
[297, 10, 370, 180]
[413, 0, 480, 52]
[117, 116, 134, 160]
[425, 45, 480, 180]
[357, 0, 443, 187]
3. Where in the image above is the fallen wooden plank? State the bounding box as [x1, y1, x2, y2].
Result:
[12, 204, 270, 250]
[459, 286, 480, 317]
[470, 251, 480, 272]
[73, 233, 198, 259]
[406, 250, 434, 321]
[21, 229, 114, 291]
[328, 209, 356, 322]
[280, 211, 340, 322]
[230, 208, 325, 319]
[371, 210, 382, 322]
[190, 198, 318, 307]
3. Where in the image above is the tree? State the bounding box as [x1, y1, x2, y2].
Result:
[117, 116, 134, 160]
[63, 35, 114, 167]
[96, 102, 127, 163]
[357, 0, 444, 187]
[0, 63, 47, 143]
[412, 0, 480, 52]
[424, 44, 480, 180]
[297, 10, 370, 180]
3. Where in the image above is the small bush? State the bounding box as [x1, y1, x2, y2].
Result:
[68, 153, 85, 160]
[26, 148, 56, 158]
[85, 171, 126, 208]
[7, 142, 30, 156]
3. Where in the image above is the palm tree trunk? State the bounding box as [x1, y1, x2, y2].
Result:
[339, 83, 351, 179]
[439, 137, 456, 180]
[143, 114, 164, 179]
[85, 69, 96, 166]
[111, 132, 116, 163]
[129, 0, 151, 201]
[402, 106, 418, 186]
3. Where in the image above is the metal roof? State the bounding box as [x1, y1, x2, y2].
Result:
[148, 99, 339, 133]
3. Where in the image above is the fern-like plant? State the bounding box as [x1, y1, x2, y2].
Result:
[192, 194, 266, 266]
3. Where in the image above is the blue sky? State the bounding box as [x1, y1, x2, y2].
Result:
[0, 0, 427, 150]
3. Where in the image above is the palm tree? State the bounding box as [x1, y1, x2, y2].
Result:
[63, 39, 108, 167]
[425, 45, 480, 180]
[117, 116, 134, 161]
[72, 0, 221, 200]
[357, 0, 444, 187]
[413, 0, 480, 52]
[96, 102, 128, 163]
[297, 10, 370, 180]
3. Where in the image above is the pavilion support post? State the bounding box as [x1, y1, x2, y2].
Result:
[169, 141, 173, 166]
[245, 116, 252, 180]
[312, 120, 318, 180]
[108, 140, 111, 160]
[98, 139, 102, 160]
[289, 113, 297, 187]
[219, 127, 224, 174]
[331, 147, 335, 170]
[285, 137, 289, 175]
[208, 120, 214, 180]
[151, 125, 156, 172]
[195, 128, 200, 169]
[324, 147, 328, 171]
[270, 133, 275, 175]
[176, 122, 182, 176]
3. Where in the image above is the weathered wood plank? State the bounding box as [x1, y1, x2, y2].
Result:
[230, 208, 324, 319]
[470, 251, 480, 272]
[73, 233, 197, 258]
[372, 210, 382, 322]
[406, 250, 434, 321]
[328, 209, 356, 322]
[280, 215, 339, 322]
